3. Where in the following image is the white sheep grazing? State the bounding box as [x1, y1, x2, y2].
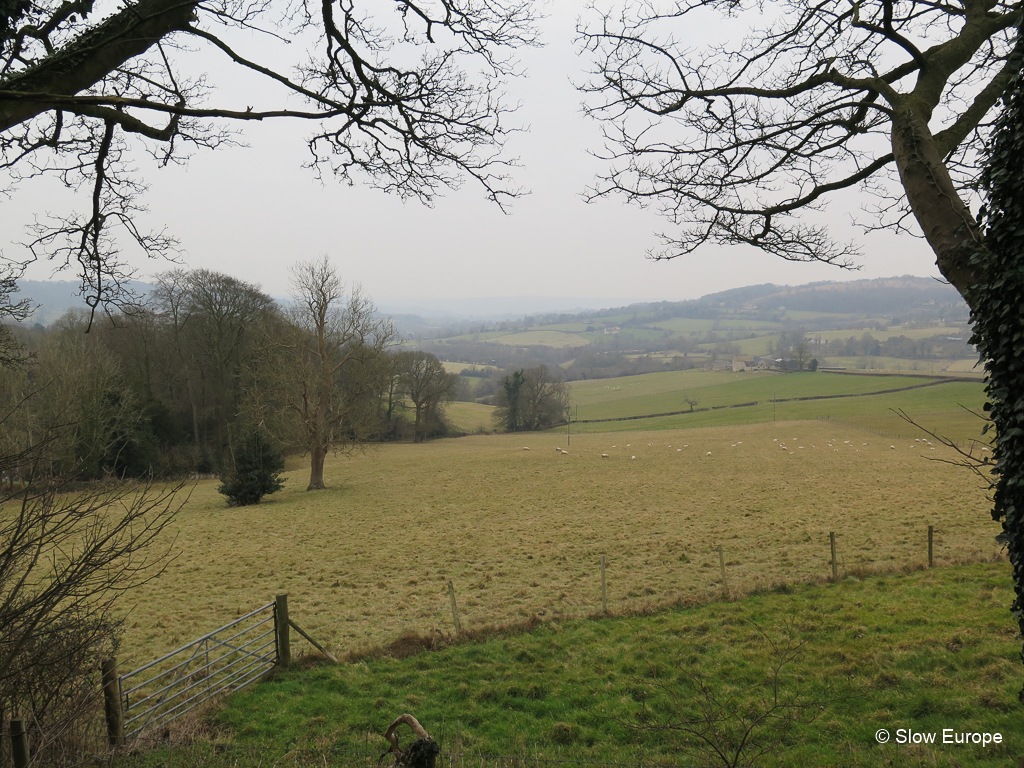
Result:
[556, 447, 562, 452]
[561, 450, 569, 455]
[601, 453, 609, 458]
[523, 446, 530, 451]
[631, 455, 637, 460]
[706, 451, 712, 456]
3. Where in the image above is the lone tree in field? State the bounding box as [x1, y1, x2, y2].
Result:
[578, 0, 1024, 693]
[283, 256, 395, 491]
[395, 351, 461, 443]
[0, 0, 538, 320]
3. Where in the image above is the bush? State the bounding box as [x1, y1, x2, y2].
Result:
[218, 429, 285, 506]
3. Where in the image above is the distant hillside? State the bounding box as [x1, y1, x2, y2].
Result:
[579, 276, 970, 326]
[747, 277, 965, 317]
[10, 275, 970, 330]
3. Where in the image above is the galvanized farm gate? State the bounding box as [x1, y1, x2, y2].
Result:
[100, 593, 336, 744]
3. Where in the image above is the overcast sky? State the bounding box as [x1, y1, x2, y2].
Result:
[6, 2, 941, 315]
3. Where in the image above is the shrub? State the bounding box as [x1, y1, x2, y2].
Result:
[218, 429, 285, 506]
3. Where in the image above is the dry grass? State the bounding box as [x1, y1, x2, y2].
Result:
[118, 420, 1001, 673]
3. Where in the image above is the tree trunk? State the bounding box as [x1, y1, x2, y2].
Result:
[413, 405, 424, 443]
[890, 106, 984, 303]
[307, 444, 327, 491]
[0, 0, 200, 131]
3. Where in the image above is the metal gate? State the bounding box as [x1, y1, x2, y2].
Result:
[119, 600, 278, 739]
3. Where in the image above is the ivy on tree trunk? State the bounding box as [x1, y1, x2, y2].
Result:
[972, 40, 1024, 701]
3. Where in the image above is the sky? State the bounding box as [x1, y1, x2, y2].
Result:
[5, 2, 942, 316]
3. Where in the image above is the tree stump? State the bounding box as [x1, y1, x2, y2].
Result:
[381, 714, 440, 768]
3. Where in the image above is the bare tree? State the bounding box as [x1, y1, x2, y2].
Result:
[577, 0, 1019, 293]
[0, 474, 181, 760]
[395, 351, 460, 442]
[493, 365, 568, 432]
[578, 0, 1024, 688]
[283, 256, 396, 490]
[0, 0, 539, 322]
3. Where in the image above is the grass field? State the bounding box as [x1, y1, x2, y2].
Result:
[446, 402, 496, 433]
[808, 325, 971, 342]
[569, 371, 985, 427]
[648, 317, 785, 335]
[164, 561, 1016, 768]
[821, 356, 980, 372]
[441, 362, 498, 375]
[114, 419, 999, 676]
[487, 331, 590, 348]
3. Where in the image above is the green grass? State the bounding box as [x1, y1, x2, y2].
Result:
[115, 419, 997, 673]
[130, 562, 1021, 768]
[570, 382, 986, 440]
[822, 356, 981, 373]
[571, 371, 983, 424]
[810, 326, 971, 342]
[486, 330, 590, 348]
[568, 370, 753, 407]
[648, 317, 785, 335]
[445, 402, 496, 433]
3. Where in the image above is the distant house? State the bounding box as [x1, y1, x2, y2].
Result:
[603, 326, 621, 334]
[732, 356, 756, 371]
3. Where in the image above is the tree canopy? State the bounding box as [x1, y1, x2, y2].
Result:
[0, 0, 538, 318]
[578, 0, 1021, 297]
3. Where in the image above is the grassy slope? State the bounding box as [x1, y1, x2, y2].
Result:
[570, 371, 984, 424]
[446, 402, 496, 432]
[199, 562, 1018, 768]
[487, 331, 590, 347]
[119, 420, 997, 673]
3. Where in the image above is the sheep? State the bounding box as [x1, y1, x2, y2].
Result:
[523, 446, 530, 451]
[601, 453, 609, 458]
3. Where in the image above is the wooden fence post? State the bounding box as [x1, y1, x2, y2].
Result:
[928, 525, 934, 568]
[718, 544, 728, 595]
[448, 581, 462, 633]
[829, 532, 838, 582]
[275, 594, 291, 667]
[101, 658, 124, 746]
[600, 555, 607, 613]
[10, 717, 29, 768]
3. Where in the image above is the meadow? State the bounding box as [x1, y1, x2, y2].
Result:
[181, 562, 1016, 768]
[117, 418, 999, 677]
[567, 371, 987, 439]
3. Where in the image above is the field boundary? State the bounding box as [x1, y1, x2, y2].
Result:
[574, 377, 956, 424]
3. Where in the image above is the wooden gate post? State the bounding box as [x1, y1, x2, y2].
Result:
[829, 532, 838, 582]
[10, 717, 29, 768]
[928, 525, 934, 568]
[275, 594, 291, 667]
[101, 658, 124, 746]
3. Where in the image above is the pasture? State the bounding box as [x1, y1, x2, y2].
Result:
[117, 420, 998, 676]
[201, 561, 1018, 768]
[567, 370, 987, 438]
[445, 401, 496, 432]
